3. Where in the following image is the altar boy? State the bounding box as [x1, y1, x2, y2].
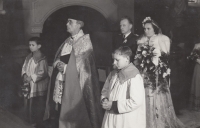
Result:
[101, 46, 146, 128]
[22, 37, 49, 126]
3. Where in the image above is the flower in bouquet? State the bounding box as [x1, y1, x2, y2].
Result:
[123, 39, 127, 43]
[21, 82, 30, 98]
[187, 49, 200, 61]
[158, 52, 170, 78]
[135, 44, 156, 74]
[137, 36, 148, 45]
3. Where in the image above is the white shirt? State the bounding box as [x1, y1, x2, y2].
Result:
[123, 31, 131, 38]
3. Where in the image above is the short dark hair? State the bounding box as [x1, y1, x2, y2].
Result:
[113, 46, 132, 60]
[29, 37, 42, 45]
[121, 16, 133, 25]
[143, 20, 159, 34]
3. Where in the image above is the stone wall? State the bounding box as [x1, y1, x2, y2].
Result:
[12, 45, 29, 66]
[22, 0, 118, 40]
[10, 0, 135, 66]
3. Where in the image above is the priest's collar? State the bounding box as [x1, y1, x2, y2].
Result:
[117, 63, 140, 84]
[71, 29, 84, 40]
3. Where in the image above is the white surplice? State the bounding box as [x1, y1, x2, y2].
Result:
[101, 72, 146, 128]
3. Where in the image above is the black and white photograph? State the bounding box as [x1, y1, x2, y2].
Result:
[0, 0, 200, 128]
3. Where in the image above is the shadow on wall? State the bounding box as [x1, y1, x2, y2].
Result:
[0, 44, 23, 109]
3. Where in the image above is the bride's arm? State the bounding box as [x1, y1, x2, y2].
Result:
[151, 35, 171, 65]
[158, 34, 171, 54]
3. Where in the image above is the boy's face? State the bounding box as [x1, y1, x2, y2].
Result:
[29, 41, 41, 52]
[113, 53, 129, 70]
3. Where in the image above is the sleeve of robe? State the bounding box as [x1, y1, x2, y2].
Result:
[117, 74, 145, 113]
[21, 60, 26, 77]
[31, 59, 49, 83]
[101, 73, 112, 100]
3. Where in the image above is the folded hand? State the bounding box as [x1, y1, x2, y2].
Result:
[26, 76, 32, 82]
[57, 61, 66, 72]
[102, 100, 112, 110]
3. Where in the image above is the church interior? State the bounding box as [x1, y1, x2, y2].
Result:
[0, 0, 200, 128]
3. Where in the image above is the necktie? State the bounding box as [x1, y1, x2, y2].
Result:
[123, 35, 127, 43]
[123, 35, 126, 39]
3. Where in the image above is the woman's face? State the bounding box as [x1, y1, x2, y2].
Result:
[144, 23, 155, 37]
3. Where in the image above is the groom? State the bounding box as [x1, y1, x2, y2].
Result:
[113, 16, 138, 60]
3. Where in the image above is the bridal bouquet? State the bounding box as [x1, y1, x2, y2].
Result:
[135, 44, 156, 74]
[187, 49, 200, 61]
[135, 43, 170, 92]
[135, 44, 157, 89]
[21, 82, 30, 98]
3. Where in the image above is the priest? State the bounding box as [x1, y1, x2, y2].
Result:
[44, 14, 103, 128]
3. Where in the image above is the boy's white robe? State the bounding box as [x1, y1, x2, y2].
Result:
[101, 63, 146, 128]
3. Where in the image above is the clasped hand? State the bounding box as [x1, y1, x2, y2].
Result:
[23, 74, 32, 83]
[57, 61, 66, 72]
[101, 99, 112, 110]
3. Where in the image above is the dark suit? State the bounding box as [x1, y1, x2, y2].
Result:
[113, 32, 138, 57]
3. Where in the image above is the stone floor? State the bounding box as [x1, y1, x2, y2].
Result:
[178, 109, 200, 128]
[0, 107, 33, 128]
[1, 104, 199, 128]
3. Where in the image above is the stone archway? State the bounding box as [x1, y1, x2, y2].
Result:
[24, 0, 117, 36]
[40, 5, 113, 66]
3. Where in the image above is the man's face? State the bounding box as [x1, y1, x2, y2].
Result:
[120, 19, 132, 35]
[66, 19, 80, 34]
[113, 53, 129, 70]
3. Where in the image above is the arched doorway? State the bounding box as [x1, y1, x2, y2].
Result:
[41, 6, 113, 67]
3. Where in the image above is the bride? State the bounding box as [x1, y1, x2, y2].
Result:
[135, 17, 186, 128]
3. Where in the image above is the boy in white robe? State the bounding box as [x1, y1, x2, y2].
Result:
[101, 46, 146, 128]
[22, 37, 49, 126]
